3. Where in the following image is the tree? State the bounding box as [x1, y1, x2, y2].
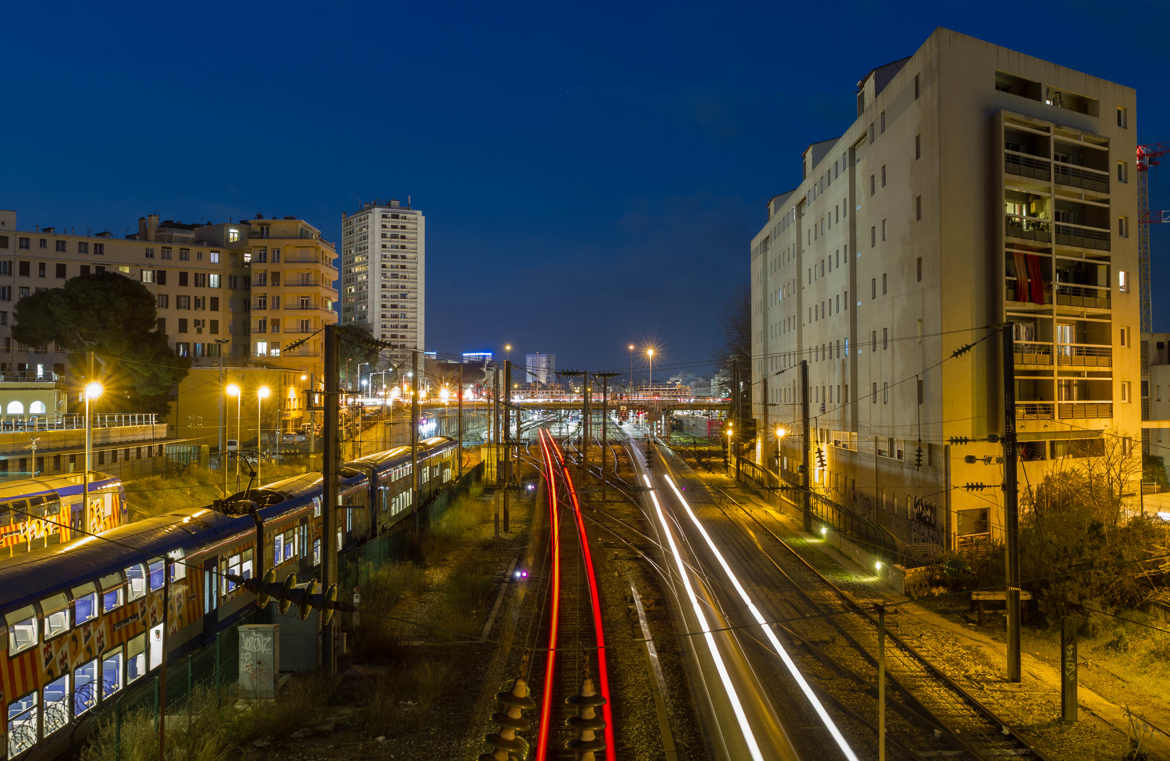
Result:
[13, 273, 189, 414]
[336, 324, 382, 386]
[717, 287, 751, 432]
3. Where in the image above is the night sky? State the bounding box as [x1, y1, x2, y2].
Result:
[3, 1, 1168, 382]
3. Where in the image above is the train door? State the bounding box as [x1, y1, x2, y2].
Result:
[202, 556, 219, 638]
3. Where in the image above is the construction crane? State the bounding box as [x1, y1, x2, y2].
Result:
[1138, 142, 1170, 332]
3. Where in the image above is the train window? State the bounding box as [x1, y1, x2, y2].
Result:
[0, 503, 10, 527]
[126, 634, 146, 683]
[241, 548, 254, 580]
[298, 521, 308, 559]
[43, 673, 69, 735]
[73, 659, 97, 717]
[312, 538, 321, 566]
[72, 583, 98, 625]
[225, 554, 241, 593]
[5, 605, 38, 655]
[312, 496, 321, 518]
[147, 558, 165, 591]
[125, 564, 146, 601]
[102, 648, 123, 699]
[148, 623, 164, 670]
[8, 499, 29, 521]
[273, 534, 284, 565]
[26, 496, 46, 519]
[168, 549, 186, 581]
[100, 573, 124, 614]
[283, 529, 295, 562]
[41, 594, 70, 640]
[6, 690, 38, 758]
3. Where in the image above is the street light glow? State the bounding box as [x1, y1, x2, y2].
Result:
[775, 426, 787, 439]
[646, 347, 655, 358]
[84, 382, 103, 400]
[225, 383, 241, 398]
[257, 385, 271, 400]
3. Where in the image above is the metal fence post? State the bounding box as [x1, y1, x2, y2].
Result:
[214, 632, 222, 704]
[115, 702, 122, 761]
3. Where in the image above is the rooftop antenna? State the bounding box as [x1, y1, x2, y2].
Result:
[407, 195, 412, 208]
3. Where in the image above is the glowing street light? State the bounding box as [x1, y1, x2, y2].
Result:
[226, 383, 241, 489]
[627, 343, 635, 392]
[775, 426, 787, 439]
[439, 386, 451, 405]
[82, 381, 103, 533]
[257, 385, 271, 485]
[646, 347, 655, 392]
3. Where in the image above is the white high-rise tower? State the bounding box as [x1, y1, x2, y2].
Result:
[341, 200, 425, 366]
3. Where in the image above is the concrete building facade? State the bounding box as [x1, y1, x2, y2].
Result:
[340, 200, 425, 367]
[751, 28, 1140, 551]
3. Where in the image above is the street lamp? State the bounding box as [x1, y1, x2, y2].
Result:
[226, 383, 241, 490]
[627, 344, 635, 393]
[440, 386, 450, 405]
[646, 347, 655, 394]
[724, 423, 734, 469]
[357, 362, 370, 394]
[257, 385, 271, 485]
[82, 381, 103, 534]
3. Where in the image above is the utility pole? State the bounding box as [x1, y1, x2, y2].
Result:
[493, 367, 501, 486]
[217, 342, 227, 495]
[1002, 322, 1021, 683]
[411, 350, 420, 535]
[800, 359, 811, 533]
[322, 325, 340, 677]
[582, 372, 590, 470]
[877, 603, 886, 761]
[503, 360, 511, 533]
[457, 363, 464, 481]
[596, 373, 619, 505]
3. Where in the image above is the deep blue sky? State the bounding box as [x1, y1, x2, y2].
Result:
[3, 0, 1169, 381]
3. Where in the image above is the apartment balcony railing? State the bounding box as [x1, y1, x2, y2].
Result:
[286, 279, 324, 288]
[1056, 343, 1112, 368]
[1005, 152, 1050, 181]
[1058, 401, 1113, 419]
[1013, 341, 1053, 367]
[1054, 162, 1109, 194]
[1005, 215, 1050, 242]
[1005, 278, 1052, 305]
[1055, 222, 1110, 251]
[1054, 282, 1110, 309]
[1017, 402, 1055, 420]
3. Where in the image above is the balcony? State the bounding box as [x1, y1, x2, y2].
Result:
[1054, 162, 1109, 194]
[1013, 341, 1053, 367]
[1056, 343, 1112, 368]
[1005, 152, 1050, 181]
[1017, 402, 1055, 420]
[1005, 215, 1050, 242]
[1058, 401, 1113, 419]
[1005, 278, 1052, 306]
[1054, 222, 1110, 251]
[1054, 283, 1110, 310]
[286, 278, 324, 288]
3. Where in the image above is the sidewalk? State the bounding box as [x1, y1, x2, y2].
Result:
[692, 463, 1170, 761]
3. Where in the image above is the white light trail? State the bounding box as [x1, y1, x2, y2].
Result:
[663, 474, 861, 761]
[643, 474, 765, 761]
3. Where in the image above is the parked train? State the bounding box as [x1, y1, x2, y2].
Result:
[0, 436, 458, 760]
[0, 474, 125, 557]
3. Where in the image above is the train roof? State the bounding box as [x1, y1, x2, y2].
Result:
[350, 446, 411, 467]
[0, 472, 119, 500]
[0, 506, 249, 613]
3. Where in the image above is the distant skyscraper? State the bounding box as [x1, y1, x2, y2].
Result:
[526, 353, 555, 384]
[340, 199, 425, 367]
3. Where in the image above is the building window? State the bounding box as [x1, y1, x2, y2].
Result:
[870, 174, 875, 195]
[882, 327, 888, 349]
[872, 382, 877, 403]
[883, 382, 889, 404]
[141, 270, 154, 284]
[915, 134, 921, 160]
[871, 226, 876, 247]
[145, 247, 154, 259]
[882, 273, 887, 294]
[1122, 381, 1131, 403]
[56, 263, 66, 278]
[161, 247, 172, 259]
[1121, 326, 1130, 347]
[256, 341, 268, 357]
[18, 237, 29, 249]
[871, 278, 877, 299]
[93, 243, 103, 255]
[881, 165, 886, 187]
[880, 110, 886, 133]
[37, 262, 45, 277]
[78, 241, 88, 254]
[1119, 216, 1129, 238]
[210, 251, 220, 263]
[1117, 106, 1128, 128]
[915, 195, 922, 220]
[914, 74, 920, 99]
[881, 219, 887, 241]
[18, 261, 28, 277]
[1117, 162, 1128, 183]
[916, 257, 923, 282]
[1119, 270, 1129, 292]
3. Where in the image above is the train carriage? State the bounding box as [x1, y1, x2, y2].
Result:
[0, 437, 459, 760]
[0, 475, 124, 557]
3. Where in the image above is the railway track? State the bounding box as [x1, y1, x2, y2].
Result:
[657, 441, 1050, 761]
[529, 429, 614, 761]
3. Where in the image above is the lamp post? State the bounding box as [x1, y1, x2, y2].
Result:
[82, 381, 103, 534]
[775, 426, 787, 478]
[226, 383, 241, 490]
[646, 347, 655, 394]
[257, 385, 271, 485]
[627, 344, 635, 393]
[725, 423, 734, 470]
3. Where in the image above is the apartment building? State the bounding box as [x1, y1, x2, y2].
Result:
[340, 200, 425, 367]
[526, 353, 556, 385]
[750, 28, 1140, 551]
[0, 211, 337, 381]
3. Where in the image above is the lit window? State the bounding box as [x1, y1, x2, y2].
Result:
[126, 634, 146, 683]
[228, 228, 240, 243]
[102, 648, 123, 699]
[147, 558, 165, 591]
[7, 691, 38, 757]
[72, 584, 98, 625]
[43, 673, 69, 735]
[42, 594, 70, 640]
[1119, 270, 1129, 292]
[74, 659, 97, 717]
[5, 605, 38, 655]
[101, 573, 124, 613]
[255, 341, 268, 357]
[125, 564, 146, 601]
